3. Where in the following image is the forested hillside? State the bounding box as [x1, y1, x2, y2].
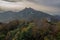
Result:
[0, 18, 60, 40]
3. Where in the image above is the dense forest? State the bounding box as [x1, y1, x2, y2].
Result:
[0, 18, 60, 40]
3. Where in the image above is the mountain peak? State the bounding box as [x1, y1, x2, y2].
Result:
[24, 7, 34, 10]
[23, 7, 35, 11]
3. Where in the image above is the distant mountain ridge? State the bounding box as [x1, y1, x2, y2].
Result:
[0, 8, 56, 23]
[54, 15, 60, 21]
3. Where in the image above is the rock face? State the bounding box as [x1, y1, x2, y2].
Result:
[0, 8, 54, 22]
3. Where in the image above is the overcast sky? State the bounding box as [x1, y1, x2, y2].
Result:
[0, 0, 60, 15]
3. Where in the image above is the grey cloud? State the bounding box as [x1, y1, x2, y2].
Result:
[28, 0, 60, 15]
[3, 0, 27, 2]
[2, 0, 60, 8]
[0, 0, 60, 15]
[28, 0, 60, 8]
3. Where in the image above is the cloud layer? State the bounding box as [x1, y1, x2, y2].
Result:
[3, 0, 27, 2]
[0, 0, 60, 15]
